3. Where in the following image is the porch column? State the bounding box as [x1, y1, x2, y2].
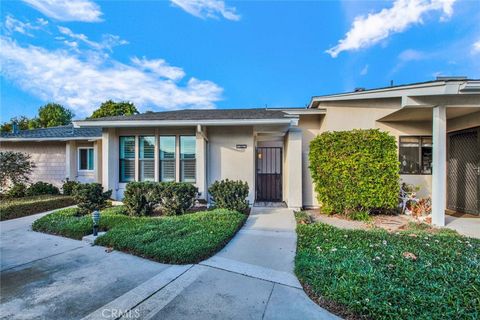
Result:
[432, 105, 447, 226]
[196, 126, 207, 200]
[286, 128, 303, 209]
[65, 140, 77, 181]
[94, 140, 102, 183]
[102, 128, 118, 199]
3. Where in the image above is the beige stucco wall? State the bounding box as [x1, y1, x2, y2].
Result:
[0, 141, 66, 188]
[297, 114, 323, 207]
[207, 126, 255, 203]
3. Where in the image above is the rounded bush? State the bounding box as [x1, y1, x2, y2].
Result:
[26, 181, 60, 196]
[6, 183, 27, 198]
[208, 179, 249, 213]
[62, 179, 80, 196]
[309, 129, 399, 215]
[123, 182, 159, 216]
[123, 181, 197, 216]
[73, 183, 112, 215]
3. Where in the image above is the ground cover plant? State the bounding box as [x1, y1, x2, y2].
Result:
[33, 206, 246, 264]
[294, 212, 480, 319]
[0, 195, 75, 221]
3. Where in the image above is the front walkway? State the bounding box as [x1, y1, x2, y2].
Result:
[1, 207, 338, 320]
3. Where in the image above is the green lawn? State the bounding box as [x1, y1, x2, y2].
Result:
[33, 206, 246, 264]
[0, 195, 75, 221]
[294, 212, 480, 320]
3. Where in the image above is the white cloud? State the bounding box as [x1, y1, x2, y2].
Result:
[171, 0, 240, 21]
[398, 49, 426, 61]
[326, 0, 457, 58]
[360, 64, 369, 75]
[3, 15, 48, 37]
[22, 0, 102, 22]
[0, 37, 223, 116]
[472, 40, 480, 54]
[58, 26, 128, 51]
[131, 57, 186, 81]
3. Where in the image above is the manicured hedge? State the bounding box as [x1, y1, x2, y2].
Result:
[295, 213, 480, 319]
[0, 195, 76, 221]
[309, 129, 399, 215]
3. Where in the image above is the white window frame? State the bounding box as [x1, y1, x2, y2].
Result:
[78, 147, 94, 172]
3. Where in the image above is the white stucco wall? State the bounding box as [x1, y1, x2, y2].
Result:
[207, 126, 255, 204]
[0, 141, 67, 188]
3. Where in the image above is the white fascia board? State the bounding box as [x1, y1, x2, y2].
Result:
[269, 108, 327, 115]
[0, 137, 101, 142]
[73, 118, 296, 128]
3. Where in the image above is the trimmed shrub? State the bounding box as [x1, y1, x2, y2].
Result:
[73, 183, 112, 215]
[309, 129, 399, 215]
[122, 182, 197, 216]
[26, 181, 60, 196]
[157, 182, 198, 216]
[62, 179, 80, 196]
[123, 182, 160, 216]
[208, 179, 249, 212]
[6, 183, 27, 198]
[0, 195, 75, 221]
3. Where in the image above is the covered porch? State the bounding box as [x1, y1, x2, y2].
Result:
[379, 98, 480, 226]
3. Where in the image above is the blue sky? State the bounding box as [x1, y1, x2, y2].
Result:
[1, 0, 479, 120]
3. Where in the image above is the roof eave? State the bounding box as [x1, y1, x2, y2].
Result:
[0, 137, 101, 142]
[73, 118, 297, 128]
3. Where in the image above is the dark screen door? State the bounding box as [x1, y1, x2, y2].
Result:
[256, 147, 282, 202]
[447, 127, 480, 215]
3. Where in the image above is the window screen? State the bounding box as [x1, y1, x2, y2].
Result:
[399, 136, 432, 174]
[79, 148, 94, 171]
[120, 136, 135, 182]
[139, 136, 155, 181]
[180, 136, 196, 183]
[160, 136, 176, 182]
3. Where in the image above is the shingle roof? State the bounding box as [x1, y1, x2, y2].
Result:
[83, 108, 292, 122]
[0, 124, 101, 139]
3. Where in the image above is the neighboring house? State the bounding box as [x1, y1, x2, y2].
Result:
[1, 77, 479, 226]
[0, 124, 102, 187]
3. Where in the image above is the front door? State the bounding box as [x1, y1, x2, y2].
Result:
[447, 127, 480, 215]
[256, 147, 282, 202]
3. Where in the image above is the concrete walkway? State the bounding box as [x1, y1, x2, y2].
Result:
[445, 215, 480, 239]
[0, 207, 338, 320]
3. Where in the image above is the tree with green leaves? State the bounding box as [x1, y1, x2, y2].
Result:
[0, 151, 35, 192]
[37, 103, 74, 127]
[0, 103, 74, 133]
[89, 100, 139, 119]
[0, 116, 40, 133]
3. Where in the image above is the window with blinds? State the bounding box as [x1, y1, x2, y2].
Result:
[180, 136, 196, 183]
[120, 136, 135, 182]
[160, 136, 176, 182]
[139, 136, 155, 181]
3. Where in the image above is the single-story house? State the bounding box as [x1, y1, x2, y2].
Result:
[1, 77, 479, 226]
